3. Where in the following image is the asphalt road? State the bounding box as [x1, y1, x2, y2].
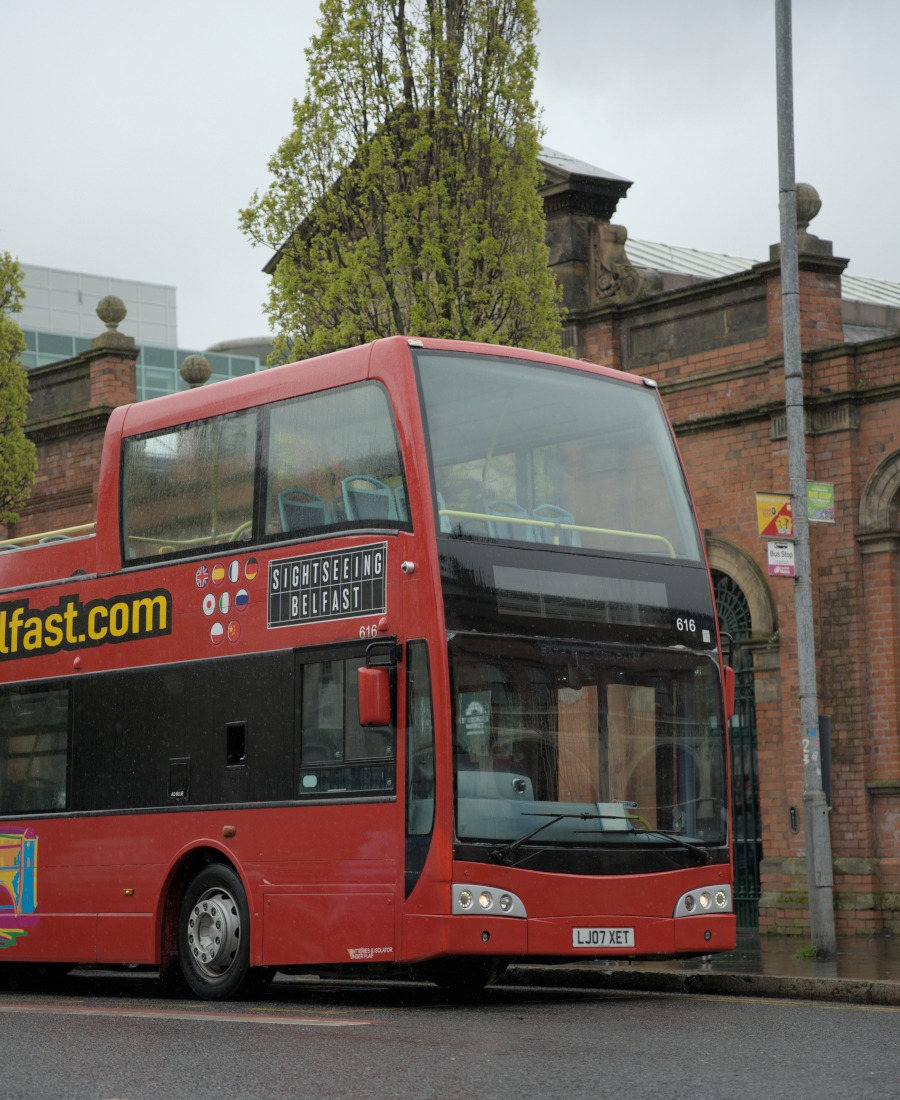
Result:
[2, 970, 898, 1100]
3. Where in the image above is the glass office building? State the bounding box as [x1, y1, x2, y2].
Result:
[17, 265, 263, 401]
[21, 329, 261, 401]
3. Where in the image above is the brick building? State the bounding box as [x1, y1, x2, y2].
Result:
[543, 152, 900, 934]
[6, 154, 900, 936]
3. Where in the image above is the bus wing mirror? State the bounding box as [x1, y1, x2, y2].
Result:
[358, 666, 392, 727]
[719, 630, 735, 666]
[365, 640, 401, 667]
[723, 665, 735, 723]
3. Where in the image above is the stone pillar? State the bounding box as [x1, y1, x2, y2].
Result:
[767, 183, 849, 355]
[538, 150, 652, 358]
[7, 297, 139, 537]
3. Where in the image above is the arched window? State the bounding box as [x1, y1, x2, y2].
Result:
[712, 568, 762, 928]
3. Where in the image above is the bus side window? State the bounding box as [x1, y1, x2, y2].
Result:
[0, 685, 70, 816]
[122, 410, 257, 561]
[406, 641, 435, 837]
[264, 383, 410, 537]
[296, 651, 395, 799]
[405, 640, 435, 897]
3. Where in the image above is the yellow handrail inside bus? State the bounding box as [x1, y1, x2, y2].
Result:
[438, 509, 677, 558]
[125, 519, 253, 553]
[0, 523, 96, 549]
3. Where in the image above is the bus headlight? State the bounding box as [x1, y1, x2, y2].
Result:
[452, 884, 527, 917]
[674, 884, 732, 917]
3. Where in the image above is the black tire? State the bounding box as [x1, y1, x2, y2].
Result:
[426, 956, 509, 997]
[177, 864, 266, 1001]
[240, 965, 277, 999]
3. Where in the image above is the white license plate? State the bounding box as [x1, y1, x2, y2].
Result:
[572, 927, 635, 949]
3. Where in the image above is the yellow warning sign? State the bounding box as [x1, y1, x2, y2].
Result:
[756, 492, 793, 539]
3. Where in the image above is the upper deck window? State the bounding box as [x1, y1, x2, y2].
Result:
[264, 383, 408, 538]
[121, 381, 409, 563]
[123, 410, 258, 561]
[415, 351, 702, 561]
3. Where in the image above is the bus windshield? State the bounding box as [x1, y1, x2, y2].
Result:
[450, 634, 728, 854]
[415, 350, 702, 561]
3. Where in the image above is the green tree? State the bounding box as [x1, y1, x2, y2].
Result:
[0, 252, 37, 526]
[241, 0, 564, 362]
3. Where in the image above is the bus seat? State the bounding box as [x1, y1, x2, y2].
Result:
[342, 476, 399, 522]
[278, 488, 331, 533]
[532, 503, 580, 546]
[487, 500, 534, 541]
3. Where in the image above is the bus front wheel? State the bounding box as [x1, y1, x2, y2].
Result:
[177, 864, 271, 1000]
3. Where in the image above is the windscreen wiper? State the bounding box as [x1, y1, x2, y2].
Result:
[489, 813, 713, 866]
[628, 826, 710, 863]
[488, 811, 605, 865]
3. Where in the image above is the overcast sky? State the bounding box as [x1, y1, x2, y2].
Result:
[3, 1, 898, 350]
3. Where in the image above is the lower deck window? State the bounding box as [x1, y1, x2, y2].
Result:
[0, 686, 69, 815]
[297, 652, 394, 798]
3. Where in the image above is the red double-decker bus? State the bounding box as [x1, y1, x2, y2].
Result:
[0, 336, 735, 998]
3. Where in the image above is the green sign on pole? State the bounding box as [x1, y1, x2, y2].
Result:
[806, 481, 835, 524]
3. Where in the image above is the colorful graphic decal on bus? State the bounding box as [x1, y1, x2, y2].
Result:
[268, 543, 387, 628]
[0, 590, 171, 662]
[199, 558, 257, 646]
[0, 828, 39, 948]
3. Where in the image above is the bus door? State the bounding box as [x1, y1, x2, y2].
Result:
[260, 643, 401, 966]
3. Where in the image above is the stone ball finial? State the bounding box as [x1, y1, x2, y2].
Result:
[91, 294, 135, 351]
[180, 353, 212, 388]
[97, 295, 127, 332]
[796, 183, 822, 233]
[768, 182, 835, 262]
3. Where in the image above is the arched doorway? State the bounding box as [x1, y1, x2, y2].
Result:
[713, 571, 763, 928]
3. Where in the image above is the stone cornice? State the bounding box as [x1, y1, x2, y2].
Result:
[672, 402, 781, 437]
[573, 262, 774, 324]
[574, 253, 854, 335]
[26, 345, 138, 386]
[657, 356, 775, 394]
[542, 186, 625, 221]
[756, 253, 851, 278]
[666, 377, 900, 438]
[79, 343, 139, 365]
[26, 408, 115, 445]
[856, 529, 900, 555]
[806, 332, 900, 361]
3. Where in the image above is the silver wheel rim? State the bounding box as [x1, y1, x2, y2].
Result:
[186, 886, 242, 978]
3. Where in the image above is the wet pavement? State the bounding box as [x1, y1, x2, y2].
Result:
[629, 930, 900, 981]
[508, 931, 900, 1004]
